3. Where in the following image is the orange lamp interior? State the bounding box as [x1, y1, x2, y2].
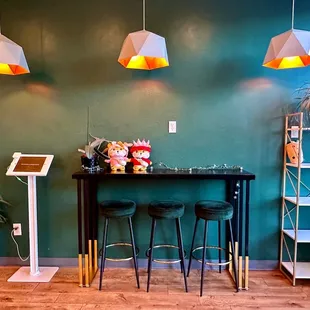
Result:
[0, 63, 29, 75]
[263, 55, 310, 69]
[119, 55, 169, 70]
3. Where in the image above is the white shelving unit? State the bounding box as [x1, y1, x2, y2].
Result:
[280, 112, 310, 285]
[284, 196, 310, 206]
[286, 163, 310, 168]
[283, 230, 310, 242]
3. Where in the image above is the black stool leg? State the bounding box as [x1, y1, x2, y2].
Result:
[99, 217, 109, 291]
[187, 217, 199, 277]
[200, 220, 208, 297]
[229, 219, 239, 292]
[128, 217, 140, 289]
[176, 218, 188, 292]
[218, 221, 222, 273]
[147, 217, 154, 274]
[176, 219, 184, 274]
[147, 218, 156, 292]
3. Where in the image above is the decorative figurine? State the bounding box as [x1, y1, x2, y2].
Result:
[130, 139, 152, 172]
[104, 141, 132, 171]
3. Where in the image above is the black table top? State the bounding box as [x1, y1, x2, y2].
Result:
[72, 168, 255, 181]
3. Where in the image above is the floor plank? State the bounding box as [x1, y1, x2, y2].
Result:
[0, 282, 38, 292]
[0, 303, 83, 310]
[199, 295, 310, 308]
[0, 267, 309, 310]
[0, 267, 19, 282]
[0, 292, 60, 303]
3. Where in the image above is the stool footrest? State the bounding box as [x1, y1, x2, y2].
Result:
[99, 242, 139, 262]
[146, 244, 187, 264]
[191, 245, 232, 266]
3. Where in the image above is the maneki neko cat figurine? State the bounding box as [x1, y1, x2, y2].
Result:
[104, 141, 132, 171]
[130, 139, 152, 172]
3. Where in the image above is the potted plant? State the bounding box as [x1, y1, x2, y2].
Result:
[287, 82, 310, 127]
[78, 136, 108, 172]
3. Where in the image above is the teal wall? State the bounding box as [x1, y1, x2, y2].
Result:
[1, 0, 310, 261]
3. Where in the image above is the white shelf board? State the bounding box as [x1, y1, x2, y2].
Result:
[283, 229, 310, 243]
[284, 196, 310, 206]
[282, 262, 310, 279]
[286, 163, 310, 168]
[287, 128, 310, 131]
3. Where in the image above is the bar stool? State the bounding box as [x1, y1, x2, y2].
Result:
[99, 199, 139, 290]
[187, 200, 238, 296]
[146, 200, 188, 292]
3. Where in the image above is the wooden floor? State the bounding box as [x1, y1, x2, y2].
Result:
[0, 267, 310, 309]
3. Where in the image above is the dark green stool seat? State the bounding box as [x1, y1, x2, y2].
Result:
[100, 199, 136, 218]
[146, 200, 188, 293]
[148, 200, 185, 219]
[98, 199, 139, 291]
[195, 200, 233, 221]
[187, 200, 238, 296]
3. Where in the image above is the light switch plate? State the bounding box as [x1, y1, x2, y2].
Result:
[169, 121, 177, 134]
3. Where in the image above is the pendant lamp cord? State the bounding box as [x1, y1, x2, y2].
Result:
[143, 0, 146, 30]
[292, 0, 295, 29]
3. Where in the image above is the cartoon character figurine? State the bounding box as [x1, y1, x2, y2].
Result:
[104, 141, 132, 171]
[130, 139, 152, 172]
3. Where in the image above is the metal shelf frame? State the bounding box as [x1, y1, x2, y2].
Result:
[280, 112, 310, 285]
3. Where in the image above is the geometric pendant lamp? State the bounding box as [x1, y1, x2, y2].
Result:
[263, 0, 310, 69]
[0, 32, 30, 75]
[118, 0, 169, 70]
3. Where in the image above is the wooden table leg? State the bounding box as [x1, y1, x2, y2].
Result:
[93, 180, 98, 271]
[88, 181, 93, 281]
[89, 179, 98, 282]
[245, 180, 251, 290]
[83, 180, 90, 287]
[225, 181, 233, 275]
[238, 181, 244, 290]
[77, 180, 83, 287]
[231, 181, 239, 287]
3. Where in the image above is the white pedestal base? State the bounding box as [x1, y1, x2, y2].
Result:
[8, 266, 59, 282]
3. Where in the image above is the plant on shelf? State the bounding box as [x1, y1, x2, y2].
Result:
[288, 82, 310, 126]
[0, 194, 11, 226]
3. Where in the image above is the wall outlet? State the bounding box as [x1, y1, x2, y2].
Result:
[169, 121, 177, 133]
[13, 223, 22, 236]
[291, 126, 299, 138]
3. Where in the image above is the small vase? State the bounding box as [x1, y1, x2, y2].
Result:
[81, 155, 100, 172]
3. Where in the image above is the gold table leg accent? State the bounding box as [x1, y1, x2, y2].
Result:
[94, 240, 98, 270]
[88, 240, 93, 279]
[85, 254, 90, 287]
[229, 242, 232, 275]
[234, 242, 238, 283]
[234, 242, 238, 264]
[78, 254, 83, 287]
[238, 256, 243, 290]
[245, 256, 249, 290]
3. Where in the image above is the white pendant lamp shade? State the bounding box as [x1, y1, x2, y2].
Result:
[263, 29, 310, 69]
[118, 0, 169, 70]
[263, 0, 310, 70]
[0, 33, 30, 75]
[118, 30, 169, 70]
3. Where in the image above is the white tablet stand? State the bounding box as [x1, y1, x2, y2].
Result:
[6, 152, 59, 282]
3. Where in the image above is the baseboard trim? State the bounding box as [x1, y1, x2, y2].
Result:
[0, 257, 278, 270]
